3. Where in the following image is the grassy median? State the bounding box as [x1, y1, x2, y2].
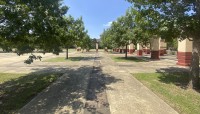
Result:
[43, 57, 83, 62]
[0, 72, 63, 113]
[112, 56, 145, 62]
[133, 72, 200, 114]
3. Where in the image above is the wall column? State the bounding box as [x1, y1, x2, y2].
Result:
[127, 44, 130, 52]
[137, 43, 143, 56]
[147, 44, 151, 54]
[96, 43, 98, 52]
[160, 40, 167, 56]
[177, 39, 192, 66]
[117, 48, 119, 52]
[144, 44, 150, 54]
[150, 37, 160, 59]
[77, 47, 81, 51]
[129, 43, 135, 54]
[105, 47, 108, 52]
[120, 47, 123, 53]
[123, 46, 127, 53]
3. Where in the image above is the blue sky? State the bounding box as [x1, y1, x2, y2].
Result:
[63, 0, 131, 39]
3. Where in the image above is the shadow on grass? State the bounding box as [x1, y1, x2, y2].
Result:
[155, 67, 200, 91]
[82, 56, 100, 61]
[70, 56, 96, 61]
[69, 57, 84, 61]
[138, 56, 177, 62]
[0, 70, 65, 113]
[159, 56, 177, 61]
[0, 65, 121, 113]
[43, 56, 95, 62]
[108, 51, 125, 55]
[112, 56, 147, 62]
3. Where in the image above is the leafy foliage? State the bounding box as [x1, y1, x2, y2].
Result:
[100, 8, 152, 50]
[0, 0, 91, 62]
[127, 0, 200, 40]
[1, 0, 68, 55]
[126, 0, 200, 88]
[79, 34, 92, 51]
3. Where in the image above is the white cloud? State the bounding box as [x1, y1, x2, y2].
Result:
[103, 21, 113, 27]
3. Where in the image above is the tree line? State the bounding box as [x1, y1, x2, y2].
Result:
[0, 0, 92, 62]
[100, 0, 200, 89]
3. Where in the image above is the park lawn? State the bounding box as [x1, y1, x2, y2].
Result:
[64, 48, 76, 53]
[133, 73, 200, 114]
[43, 57, 83, 62]
[0, 72, 63, 113]
[112, 56, 145, 62]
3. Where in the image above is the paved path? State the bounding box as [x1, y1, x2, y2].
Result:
[18, 51, 179, 114]
[100, 52, 179, 114]
[0, 51, 84, 73]
[19, 52, 94, 114]
[19, 66, 93, 114]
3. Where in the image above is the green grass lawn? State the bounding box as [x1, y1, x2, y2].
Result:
[111, 56, 146, 62]
[0, 72, 63, 113]
[43, 57, 83, 62]
[133, 72, 200, 114]
[64, 49, 76, 53]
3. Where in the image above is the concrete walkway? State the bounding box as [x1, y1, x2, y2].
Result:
[100, 52, 179, 114]
[19, 66, 92, 114]
[18, 51, 179, 114]
[18, 52, 94, 114]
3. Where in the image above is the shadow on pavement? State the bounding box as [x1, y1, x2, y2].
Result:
[84, 63, 122, 114]
[109, 52, 124, 54]
[86, 67, 122, 100]
[0, 65, 121, 114]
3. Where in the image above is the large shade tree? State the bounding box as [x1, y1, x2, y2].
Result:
[100, 29, 113, 49]
[0, 0, 89, 63]
[111, 16, 131, 58]
[61, 16, 87, 59]
[79, 33, 92, 52]
[127, 0, 200, 88]
[100, 15, 133, 58]
[100, 10, 150, 58]
[1, 0, 68, 55]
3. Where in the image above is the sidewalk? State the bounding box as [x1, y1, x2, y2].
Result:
[18, 51, 179, 114]
[18, 53, 94, 114]
[100, 52, 179, 114]
[18, 66, 93, 114]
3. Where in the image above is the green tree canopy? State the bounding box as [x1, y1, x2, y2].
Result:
[100, 9, 151, 58]
[79, 33, 92, 51]
[0, 0, 68, 55]
[127, 0, 200, 88]
[60, 16, 88, 59]
[0, 0, 89, 62]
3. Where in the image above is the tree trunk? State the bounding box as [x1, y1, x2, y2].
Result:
[66, 47, 69, 59]
[188, 38, 200, 89]
[125, 44, 128, 59]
